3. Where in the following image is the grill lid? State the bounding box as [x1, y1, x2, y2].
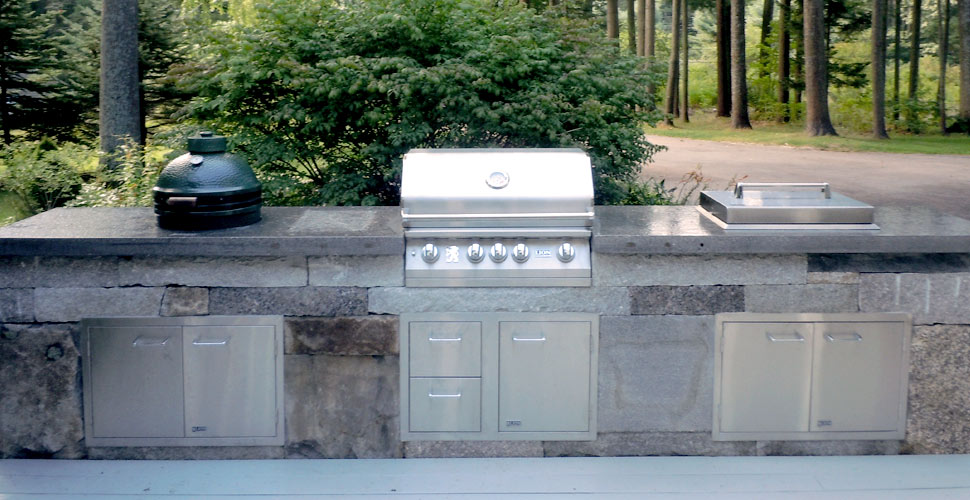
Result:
[400, 148, 594, 228]
[699, 182, 877, 229]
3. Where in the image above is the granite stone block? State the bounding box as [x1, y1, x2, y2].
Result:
[404, 441, 543, 458]
[860, 273, 970, 324]
[309, 256, 403, 287]
[807, 272, 860, 284]
[285, 354, 402, 458]
[755, 441, 900, 456]
[119, 256, 308, 287]
[0, 323, 83, 458]
[368, 287, 630, 315]
[598, 315, 714, 433]
[593, 254, 807, 286]
[905, 324, 970, 454]
[0, 256, 120, 288]
[285, 316, 398, 355]
[160, 287, 209, 316]
[86, 447, 286, 460]
[543, 432, 756, 457]
[33, 287, 165, 322]
[809, 253, 970, 273]
[0, 289, 34, 322]
[209, 287, 367, 317]
[744, 284, 859, 313]
[630, 286, 743, 315]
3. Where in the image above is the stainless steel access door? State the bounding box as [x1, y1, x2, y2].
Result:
[498, 321, 591, 433]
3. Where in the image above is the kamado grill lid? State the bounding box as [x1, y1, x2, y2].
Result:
[699, 182, 877, 230]
[400, 148, 594, 228]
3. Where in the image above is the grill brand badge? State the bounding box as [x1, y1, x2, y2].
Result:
[486, 171, 510, 189]
[445, 246, 460, 263]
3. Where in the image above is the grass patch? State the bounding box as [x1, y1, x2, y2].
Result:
[0, 191, 31, 227]
[648, 112, 970, 155]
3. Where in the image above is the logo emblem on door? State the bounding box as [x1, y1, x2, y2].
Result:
[445, 246, 460, 263]
[486, 171, 510, 189]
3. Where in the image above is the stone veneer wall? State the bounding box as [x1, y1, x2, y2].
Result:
[1, 252, 968, 459]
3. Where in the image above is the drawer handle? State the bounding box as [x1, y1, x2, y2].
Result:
[825, 333, 863, 343]
[132, 336, 170, 347]
[428, 392, 461, 398]
[766, 332, 805, 342]
[428, 336, 462, 342]
[192, 338, 230, 346]
[512, 336, 546, 342]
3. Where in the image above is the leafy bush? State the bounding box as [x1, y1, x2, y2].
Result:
[178, 0, 663, 205]
[0, 140, 92, 214]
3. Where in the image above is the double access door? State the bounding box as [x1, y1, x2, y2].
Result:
[400, 312, 598, 441]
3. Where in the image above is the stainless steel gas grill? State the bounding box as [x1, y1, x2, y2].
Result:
[401, 148, 594, 287]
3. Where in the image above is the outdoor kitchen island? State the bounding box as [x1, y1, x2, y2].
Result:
[2, 205, 970, 459]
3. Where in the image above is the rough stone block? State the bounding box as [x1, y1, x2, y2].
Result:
[860, 273, 970, 324]
[119, 256, 308, 287]
[904, 324, 970, 454]
[160, 287, 209, 317]
[630, 286, 743, 315]
[0, 289, 34, 322]
[809, 253, 970, 273]
[368, 287, 630, 315]
[285, 354, 402, 458]
[34, 287, 165, 322]
[744, 284, 859, 313]
[807, 272, 860, 284]
[756, 441, 900, 456]
[0, 323, 83, 458]
[0, 256, 120, 288]
[593, 254, 807, 286]
[404, 441, 543, 458]
[309, 256, 403, 287]
[209, 287, 367, 317]
[285, 316, 398, 355]
[86, 447, 285, 460]
[543, 432, 756, 457]
[598, 316, 714, 433]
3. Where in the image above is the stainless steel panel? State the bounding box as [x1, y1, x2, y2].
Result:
[719, 322, 813, 433]
[183, 326, 278, 438]
[87, 326, 185, 438]
[498, 321, 591, 433]
[409, 378, 482, 432]
[810, 322, 905, 432]
[409, 322, 482, 377]
[700, 184, 875, 225]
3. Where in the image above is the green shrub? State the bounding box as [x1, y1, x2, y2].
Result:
[0, 140, 93, 214]
[68, 139, 171, 208]
[178, 0, 663, 205]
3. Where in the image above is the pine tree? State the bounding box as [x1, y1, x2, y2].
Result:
[0, 0, 58, 143]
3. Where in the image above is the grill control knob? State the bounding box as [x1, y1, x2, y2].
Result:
[489, 242, 508, 263]
[467, 243, 485, 263]
[557, 242, 576, 263]
[512, 243, 530, 263]
[421, 243, 439, 263]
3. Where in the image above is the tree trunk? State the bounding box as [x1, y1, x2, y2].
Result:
[803, 0, 838, 135]
[873, 0, 890, 138]
[682, 0, 690, 122]
[908, 0, 921, 126]
[645, 0, 656, 57]
[607, 0, 619, 38]
[730, 0, 752, 127]
[940, 0, 950, 132]
[665, 0, 681, 125]
[716, 0, 732, 116]
[894, 0, 902, 121]
[959, 0, 970, 119]
[637, 0, 646, 56]
[778, 0, 791, 121]
[100, 0, 142, 162]
[759, 0, 775, 77]
[627, 0, 637, 53]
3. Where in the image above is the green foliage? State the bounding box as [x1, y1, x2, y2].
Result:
[179, 0, 663, 205]
[0, 139, 92, 213]
[0, 0, 60, 142]
[68, 140, 170, 208]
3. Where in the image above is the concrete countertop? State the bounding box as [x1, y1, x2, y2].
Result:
[2, 205, 969, 257]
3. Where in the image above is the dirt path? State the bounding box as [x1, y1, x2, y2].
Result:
[642, 135, 970, 218]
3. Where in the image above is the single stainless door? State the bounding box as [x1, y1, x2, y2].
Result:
[719, 322, 813, 432]
[183, 326, 277, 438]
[498, 321, 591, 433]
[409, 322, 482, 377]
[810, 322, 904, 431]
[88, 326, 184, 438]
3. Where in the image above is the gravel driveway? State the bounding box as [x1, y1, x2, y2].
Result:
[642, 135, 970, 218]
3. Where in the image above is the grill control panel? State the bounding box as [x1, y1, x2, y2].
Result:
[405, 238, 591, 287]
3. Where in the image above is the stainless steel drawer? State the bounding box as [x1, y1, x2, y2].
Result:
[409, 322, 482, 377]
[409, 378, 482, 432]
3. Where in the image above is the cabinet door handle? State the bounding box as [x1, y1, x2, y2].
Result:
[428, 336, 462, 342]
[824, 333, 863, 343]
[512, 336, 546, 342]
[766, 332, 805, 342]
[192, 338, 230, 346]
[428, 392, 461, 398]
[132, 336, 170, 347]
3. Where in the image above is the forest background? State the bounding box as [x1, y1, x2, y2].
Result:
[0, 0, 967, 226]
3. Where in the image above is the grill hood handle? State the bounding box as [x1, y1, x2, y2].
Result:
[734, 182, 831, 199]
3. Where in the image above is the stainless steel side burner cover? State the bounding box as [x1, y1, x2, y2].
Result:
[699, 182, 878, 230]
